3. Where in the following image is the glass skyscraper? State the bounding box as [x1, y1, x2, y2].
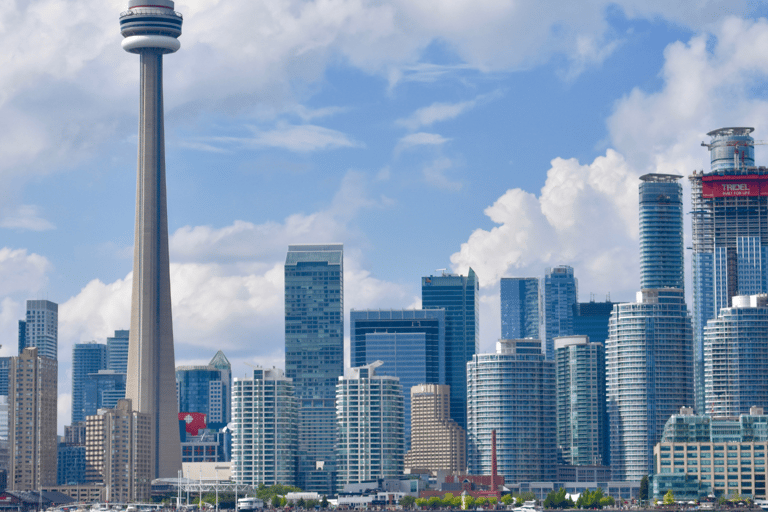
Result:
[467, 339, 556, 483]
[639, 174, 685, 291]
[691, 127, 768, 413]
[106, 329, 129, 374]
[542, 266, 578, 361]
[175, 359, 230, 425]
[72, 342, 107, 424]
[572, 300, 616, 345]
[285, 244, 343, 494]
[607, 289, 693, 481]
[18, 300, 58, 361]
[500, 277, 539, 340]
[350, 308, 445, 449]
[422, 269, 478, 432]
[83, 370, 126, 414]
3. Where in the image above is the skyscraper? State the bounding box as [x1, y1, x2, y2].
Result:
[9, 347, 57, 490]
[422, 269, 479, 431]
[349, 308, 445, 448]
[572, 300, 616, 345]
[18, 300, 58, 361]
[231, 368, 297, 487]
[335, 362, 404, 492]
[466, 340, 556, 483]
[106, 330, 129, 374]
[120, 0, 183, 478]
[704, 294, 768, 417]
[176, 361, 229, 425]
[639, 174, 685, 291]
[606, 289, 693, 481]
[555, 336, 608, 467]
[541, 266, 578, 361]
[83, 370, 127, 414]
[691, 127, 768, 413]
[500, 277, 539, 340]
[285, 244, 343, 494]
[72, 342, 107, 424]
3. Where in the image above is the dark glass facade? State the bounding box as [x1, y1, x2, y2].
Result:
[285, 244, 343, 494]
[639, 174, 685, 292]
[106, 329, 129, 374]
[349, 309, 445, 449]
[83, 370, 126, 414]
[500, 277, 539, 340]
[542, 266, 578, 361]
[72, 342, 107, 424]
[572, 300, 616, 345]
[421, 268, 478, 432]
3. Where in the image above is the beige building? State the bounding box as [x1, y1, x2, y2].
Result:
[9, 347, 57, 490]
[86, 399, 151, 502]
[405, 384, 465, 474]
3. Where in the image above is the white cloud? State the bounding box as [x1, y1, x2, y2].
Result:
[397, 100, 477, 131]
[0, 205, 55, 231]
[423, 157, 463, 191]
[396, 132, 450, 153]
[0, 248, 51, 296]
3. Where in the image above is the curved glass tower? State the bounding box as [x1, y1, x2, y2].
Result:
[639, 174, 684, 291]
[120, 0, 183, 478]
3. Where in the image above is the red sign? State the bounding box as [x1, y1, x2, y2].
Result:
[179, 412, 207, 436]
[702, 174, 768, 198]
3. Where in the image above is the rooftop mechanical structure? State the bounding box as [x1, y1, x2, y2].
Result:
[120, 0, 183, 479]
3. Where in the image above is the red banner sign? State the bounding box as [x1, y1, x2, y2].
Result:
[179, 411, 207, 436]
[702, 174, 768, 198]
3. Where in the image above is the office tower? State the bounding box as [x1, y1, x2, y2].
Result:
[18, 300, 58, 361]
[106, 330, 129, 374]
[85, 399, 152, 502]
[57, 442, 86, 485]
[405, 384, 466, 474]
[606, 289, 693, 481]
[120, 0, 183, 478]
[691, 127, 768, 413]
[176, 359, 230, 424]
[500, 277, 539, 340]
[704, 294, 768, 417]
[572, 300, 616, 345]
[335, 362, 404, 492]
[541, 266, 578, 361]
[555, 336, 608, 467]
[208, 350, 231, 418]
[285, 244, 343, 493]
[83, 370, 127, 414]
[349, 309, 445, 449]
[466, 340, 556, 483]
[639, 174, 685, 291]
[0, 397, 7, 439]
[0, 358, 9, 396]
[422, 269, 479, 431]
[8, 347, 57, 490]
[72, 342, 107, 424]
[231, 368, 297, 486]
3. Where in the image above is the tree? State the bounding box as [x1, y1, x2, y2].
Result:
[321, 496, 329, 509]
[271, 496, 281, 508]
[663, 490, 675, 506]
[415, 498, 428, 508]
[639, 476, 649, 503]
[544, 488, 572, 510]
[297, 498, 306, 509]
[500, 495, 515, 506]
[400, 496, 416, 509]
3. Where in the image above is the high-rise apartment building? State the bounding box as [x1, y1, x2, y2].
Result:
[350, 309, 445, 449]
[72, 342, 107, 424]
[422, 269, 479, 432]
[285, 244, 343, 494]
[8, 347, 58, 490]
[541, 266, 578, 361]
[405, 384, 465, 474]
[18, 300, 58, 361]
[467, 339, 556, 483]
[555, 336, 608, 467]
[639, 174, 685, 291]
[500, 277, 539, 340]
[0, 357, 10, 396]
[335, 362, 404, 492]
[231, 367, 297, 486]
[704, 294, 768, 417]
[120, 0, 183, 478]
[606, 289, 693, 481]
[176, 353, 230, 425]
[691, 127, 768, 413]
[106, 330, 129, 374]
[85, 399, 152, 502]
[572, 300, 616, 345]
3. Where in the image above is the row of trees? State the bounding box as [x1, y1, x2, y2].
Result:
[542, 488, 615, 509]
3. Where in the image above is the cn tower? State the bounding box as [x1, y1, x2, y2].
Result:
[120, 0, 182, 478]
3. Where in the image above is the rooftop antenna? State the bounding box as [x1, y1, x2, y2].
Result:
[436, 268, 447, 276]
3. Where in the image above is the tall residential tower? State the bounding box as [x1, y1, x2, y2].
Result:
[639, 174, 684, 291]
[500, 277, 539, 340]
[119, 0, 183, 478]
[285, 244, 343, 494]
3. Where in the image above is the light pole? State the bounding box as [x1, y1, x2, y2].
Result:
[215, 469, 219, 512]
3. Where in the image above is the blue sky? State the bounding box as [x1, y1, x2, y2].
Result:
[2, 0, 768, 432]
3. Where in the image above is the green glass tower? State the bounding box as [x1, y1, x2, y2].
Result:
[285, 244, 343, 494]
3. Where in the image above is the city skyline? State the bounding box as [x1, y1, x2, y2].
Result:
[2, 2, 768, 435]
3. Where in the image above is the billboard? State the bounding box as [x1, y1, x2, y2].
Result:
[179, 411, 207, 436]
[702, 174, 768, 198]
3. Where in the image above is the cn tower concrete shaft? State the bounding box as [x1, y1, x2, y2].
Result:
[120, 0, 183, 479]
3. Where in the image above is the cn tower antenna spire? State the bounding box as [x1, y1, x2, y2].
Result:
[120, 0, 183, 478]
